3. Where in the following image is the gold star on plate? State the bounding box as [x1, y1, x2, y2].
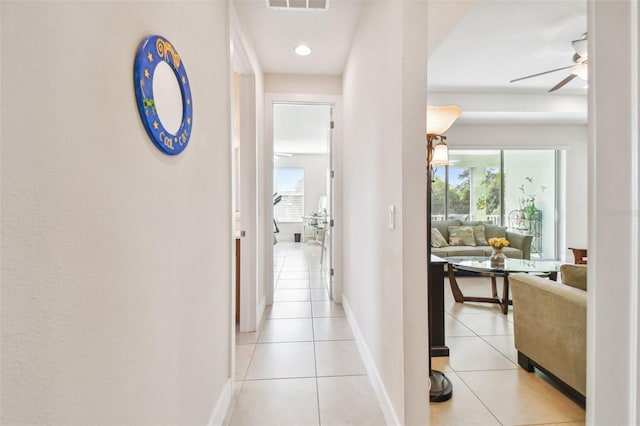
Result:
[174, 137, 178, 142]
[147, 52, 153, 62]
[187, 117, 191, 125]
[153, 121, 159, 129]
[144, 69, 150, 78]
[181, 76, 186, 84]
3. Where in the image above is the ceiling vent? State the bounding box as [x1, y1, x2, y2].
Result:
[266, 0, 329, 10]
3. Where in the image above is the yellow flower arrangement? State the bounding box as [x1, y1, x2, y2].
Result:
[488, 237, 510, 250]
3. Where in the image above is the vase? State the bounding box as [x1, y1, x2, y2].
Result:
[490, 248, 507, 267]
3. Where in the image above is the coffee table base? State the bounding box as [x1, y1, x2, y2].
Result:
[448, 265, 556, 314]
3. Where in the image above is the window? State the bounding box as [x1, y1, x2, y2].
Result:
[274, 167, 304, 222]
[431, 149, 558, 259]
[447, 166, 471, 219]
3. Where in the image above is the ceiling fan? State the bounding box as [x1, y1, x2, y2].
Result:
[510, 33, 588, 92]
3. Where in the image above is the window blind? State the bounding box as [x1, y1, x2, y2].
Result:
[274, 168, 304, 222]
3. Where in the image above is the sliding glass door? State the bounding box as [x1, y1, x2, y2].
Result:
[503, 150, 557, 259]
[432, 149, 557, 259]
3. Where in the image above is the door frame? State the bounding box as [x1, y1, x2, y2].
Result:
[230, 11, 260, 335]
[264, 93, 343, 304]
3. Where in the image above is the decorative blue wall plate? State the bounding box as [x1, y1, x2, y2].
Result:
[134, 35, 193, 155]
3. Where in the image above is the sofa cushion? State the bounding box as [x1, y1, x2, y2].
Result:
[560, 264, 587, 291]
[432, 220, 462, 242]
[483, 223, 507, 239]
[473, 225, 489, 246]
[431, 228, 449, 248]
[448, 226, 476, 246]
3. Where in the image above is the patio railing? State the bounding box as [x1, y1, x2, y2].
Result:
[431, 214, 502, 225]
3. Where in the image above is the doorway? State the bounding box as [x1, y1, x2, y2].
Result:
[271, 102, 336, 301]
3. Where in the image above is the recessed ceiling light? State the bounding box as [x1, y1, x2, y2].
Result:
[294, 44, 312, 56]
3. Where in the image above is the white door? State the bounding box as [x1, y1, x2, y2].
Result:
[326, 107, 335, 299]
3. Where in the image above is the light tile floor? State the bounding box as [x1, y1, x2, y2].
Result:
[431, 275, 586, 426]
[226, 246, 586, 425]
[225, 242, 386, 426]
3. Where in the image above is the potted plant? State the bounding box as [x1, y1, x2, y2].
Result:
[518, 177, 544, 220]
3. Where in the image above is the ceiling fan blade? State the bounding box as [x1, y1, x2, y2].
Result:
[548, 73, 578, 92]
[510, 63, 578, 83]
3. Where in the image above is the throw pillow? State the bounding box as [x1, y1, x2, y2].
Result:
[483, 223, 507, 239]
[473, 225, 488, 246]
[431, 228, 449, 248]
[560, 264, 587, 291]
[448, 226, 476, 246]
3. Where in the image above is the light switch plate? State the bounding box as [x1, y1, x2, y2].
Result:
[388, 205, 395, 229]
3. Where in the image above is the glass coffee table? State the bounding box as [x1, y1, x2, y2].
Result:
[445, 256, 560, 314]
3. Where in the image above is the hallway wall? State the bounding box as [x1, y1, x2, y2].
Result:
[265, 73, 342, 95]
[342, 1, 429, 424]
[1, 2, 232, 424]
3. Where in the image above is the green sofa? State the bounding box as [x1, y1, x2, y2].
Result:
[431, 219, 533, 260]
[510, 265, 587, 405]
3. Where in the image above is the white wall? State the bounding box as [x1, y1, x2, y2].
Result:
[265, 73, 342, 95]
[445, 123, 588, 261]
[1, 2, 232, 424]
[342, 1, 428, 424]
[588, 0, 640, 423]
[274, 154, 329, 242]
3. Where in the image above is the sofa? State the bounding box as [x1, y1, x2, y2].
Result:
[431, 220, 533, 260]
[509, 264, 587, 405]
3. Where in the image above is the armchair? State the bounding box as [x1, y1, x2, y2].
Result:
[509, 264, 587, 405]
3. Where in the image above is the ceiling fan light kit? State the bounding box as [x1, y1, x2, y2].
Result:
[510, 33, 588, 92]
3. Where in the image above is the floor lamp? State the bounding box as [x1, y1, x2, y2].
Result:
[426, 105, 461, 403]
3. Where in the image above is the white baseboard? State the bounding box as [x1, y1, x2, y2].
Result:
[342, 296, 401, 426]
[208, 378, 232, 426]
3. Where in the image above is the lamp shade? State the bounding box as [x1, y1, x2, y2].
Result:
[431, 141, 449, 166]
[426, 105, 462, 135]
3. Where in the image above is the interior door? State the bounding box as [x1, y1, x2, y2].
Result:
[237, 74, 258, 332]
[326, 107, 335, 299]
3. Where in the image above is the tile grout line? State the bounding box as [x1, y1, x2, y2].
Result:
[224, 379, 245, 426]
[239, 373, 368, 383]
[309, 267, 324, 426]
[453, 370, 506, 426]
[445, 302, 517, 367]
[247, 245, 356, 425]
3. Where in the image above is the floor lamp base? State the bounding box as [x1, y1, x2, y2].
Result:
[429, 370, 452, 402]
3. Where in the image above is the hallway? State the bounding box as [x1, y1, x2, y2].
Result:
[225, 242, 386, 426]
[226, 247, 587, 425]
